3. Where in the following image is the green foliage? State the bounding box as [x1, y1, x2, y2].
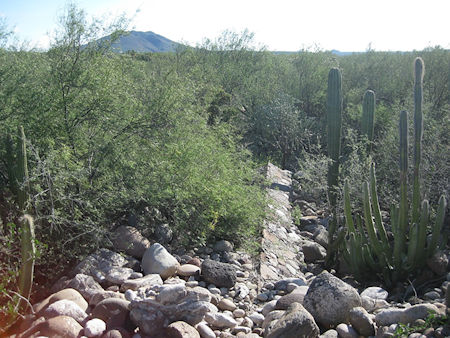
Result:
[394, 311, 448, 337]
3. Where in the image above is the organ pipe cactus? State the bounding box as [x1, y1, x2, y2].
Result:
[342, 58, 447, 286]
[412, 57, 424, 226]
[326, 68, 342, 263]
[18, 215, 36, 310]
[361, 90, 375, 151]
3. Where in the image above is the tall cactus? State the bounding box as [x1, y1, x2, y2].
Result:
[341, 58, 447, 286]
[361, 90, 375, 151]
[18, 215, 35, 310]
[326, 68, 343, 263]
[412, 57, 424, 225]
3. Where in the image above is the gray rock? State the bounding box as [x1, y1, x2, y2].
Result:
[105, 266, 134, 285]
[84, 318, 106, 337]
[303, 271, 361, 328]
[120, 273, 163, 292]
[154, 223, 173, 244]
[360, 286, 388, 300]
[320, 329, 338, 338]
[266, 303, 320, 338]
[213, 240, 234, 252]
[375, 303, 441, 326]
[218, 298, 237, 311]
[166, 320, 200, 337]
[91, 298, 131, 329]
[302, 240, 327, 262]
[427, 251, 449, 276]
[129, 286, 213, 334]
[36, 315, 83, 338]
[43, 299, 88, 324]
[111, 226, 151, 259]
[335, 323, 358, 338]
[349, 306, 375, 336]
[275, 285, 308, 310]
[248, 312, 265, 326]
[67, 273, 104, 303]
[204, 312, 237, 328]
[157, 283, 188, 304]
[141, 243, 179, 279]
[274, 277, 307, 291]
[201, 259, 237, 288]
[262, 300, 278, 316]
[89, 290, 125, 307]
[313, 227, 329, 248]
[196, 322, 216, 338]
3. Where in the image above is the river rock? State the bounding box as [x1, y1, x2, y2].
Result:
[303, 271, 361, 328]
[266, 303, 320, 338]
[166, 320, 200, 337]
[91, 298, 131, 329]
[43, 299, 88, 324]
[111, 226, 150, 258]
[84, 318, 107, 337]
[275, 285, 308, 310]
[375, 303, 441, 326]
[67, 273, 104, 302]
[141, 243, 179, 279]
[349, 306, 375, 336]
[34, 288, 88, 314]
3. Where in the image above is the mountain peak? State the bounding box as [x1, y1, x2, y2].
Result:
[110, 31, 180, 53]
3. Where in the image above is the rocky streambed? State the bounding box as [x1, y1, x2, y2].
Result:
[11, 163, 450, 338]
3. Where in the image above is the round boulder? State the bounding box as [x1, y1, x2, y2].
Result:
[141, 243, 179, 279]
[303, 271, 361, 328]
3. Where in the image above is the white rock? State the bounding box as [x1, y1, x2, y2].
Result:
[204, 312, 237, 328]
[44, 299, 88, 324]
[156, 283, 186, 304]
[84, 318, 106, 337]
[360, 286, 388, 300]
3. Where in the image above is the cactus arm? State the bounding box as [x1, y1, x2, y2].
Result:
[427, 195, 447, 257]
[362, 90, 375, 151]
[343, 179, 356, 234]
[394, 110, 409, 275]
[369, 163, 391, 261]
[412, 57, 424, 226]
[406, 223, 419, 271]
[18, 215, 35, 310]
[416, 200, 429, 267]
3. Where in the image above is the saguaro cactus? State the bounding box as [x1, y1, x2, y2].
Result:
[326, 68, 343, 262]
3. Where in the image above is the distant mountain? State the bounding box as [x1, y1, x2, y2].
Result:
[108, 31, 181, 53]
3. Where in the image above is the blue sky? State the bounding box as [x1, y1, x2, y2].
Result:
[1, 0, 449, 51]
